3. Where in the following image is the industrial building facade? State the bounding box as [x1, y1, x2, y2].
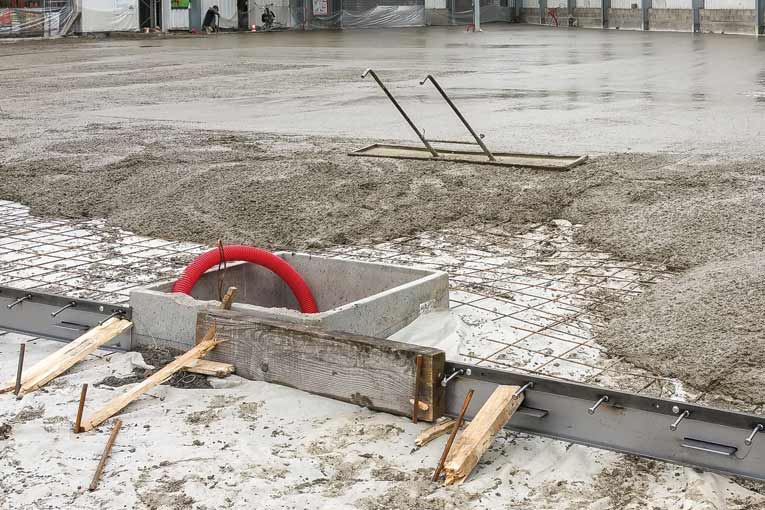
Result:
[0, 0, 762, 37]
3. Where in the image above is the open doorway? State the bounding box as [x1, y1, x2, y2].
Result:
[237, 0, 248, 28]
[139, 0, 162, 29]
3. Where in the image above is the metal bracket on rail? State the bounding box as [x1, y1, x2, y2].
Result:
[0, 286, 132, 350]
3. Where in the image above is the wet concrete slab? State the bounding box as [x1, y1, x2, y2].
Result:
[41, 24, 765, 156]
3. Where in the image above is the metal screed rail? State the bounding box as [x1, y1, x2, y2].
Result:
[1, 285, 763, 480]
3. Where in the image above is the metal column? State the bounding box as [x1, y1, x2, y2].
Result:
[568, 0, 575, 25]
[640, 0, 650, 30]
[539, 0, 546, 24]
[692, 0, 701, 32]
[757, 0, 764, 35]
[600, 0, 609, 27]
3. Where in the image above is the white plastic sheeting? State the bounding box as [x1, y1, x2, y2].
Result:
[651, 0, 692, 8]
[81, 0, 139, 31]
[342, 5, 425, 27]
[704, 0, 753, 7]
[169, 7, 190, 29]
[576, 0, 600, 8]
[0, 6, 75, 36]
[424, 0, 446, 8]
[200, 0, 237, 28]
[610, 0, 637, 8]
[251, 0, 294, 29]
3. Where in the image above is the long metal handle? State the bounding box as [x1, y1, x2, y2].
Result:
[361, 69, 439, 158]
[419, 74, 495, 161]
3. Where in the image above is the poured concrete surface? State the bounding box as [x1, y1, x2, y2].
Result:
[2, 25, 765, 156]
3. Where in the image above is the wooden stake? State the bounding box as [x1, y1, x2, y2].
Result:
[14, 343, 25, 397]
[416, 417, 456, 447]
[442, 385, 523, 485]
[194, 286, 236, 346]
[89, 419, 122, 491]
[412, 355, 423, 423]
[220, 286, 237, 310]
[80, 337, 222, 432]
[432, 389, 473, 482]
[74, 383, 88, 433]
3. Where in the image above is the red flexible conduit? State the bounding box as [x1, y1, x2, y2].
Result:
[172, 245, 319, 314]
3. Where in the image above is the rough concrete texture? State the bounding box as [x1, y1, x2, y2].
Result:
[598, 251, 765, 403]
[700, 8, 756, 35]
[0, 26, 764, 404]
[608, 8, 643, 29]
[649, 8, 692, 32]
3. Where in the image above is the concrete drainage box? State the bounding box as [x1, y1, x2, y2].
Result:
[130, 252, 449, 351]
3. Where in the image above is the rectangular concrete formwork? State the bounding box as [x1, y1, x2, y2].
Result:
[130, 252, 449, 351]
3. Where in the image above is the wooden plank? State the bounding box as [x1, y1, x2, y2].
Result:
[0, 319, 133, 395]
[442, 385, 523, 485]
[195, 310, 446, 422]
[416, 417, 457, 447]
[1, 318, 127, 393]
[80, 337, 222, 432]
[182, 359, 235, 377]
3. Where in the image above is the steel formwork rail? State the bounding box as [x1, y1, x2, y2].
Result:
[444, 362, 765, 481]
[0, 285, 132, 350]
[2, 284, 764, 481]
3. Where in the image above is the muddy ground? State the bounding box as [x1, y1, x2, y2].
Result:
[0, 28, 763, 405]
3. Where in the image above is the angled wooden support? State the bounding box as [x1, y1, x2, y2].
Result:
[1, 318, 133, 396]
[196, 310, 446, 422]
[80, 337, 222, 432]
[442, 385, 523, 485]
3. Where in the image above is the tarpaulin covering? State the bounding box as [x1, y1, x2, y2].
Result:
[340, 5, 424, 26]
[80, 0, 139, 32]
[0, 5, 75, 36]
[251, 0, 294, 29]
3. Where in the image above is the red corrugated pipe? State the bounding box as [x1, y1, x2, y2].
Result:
[172, 245, 319, 314]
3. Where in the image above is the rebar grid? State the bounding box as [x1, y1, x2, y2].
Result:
[0, 201, 749, 410]
[0, 201, 206, 304]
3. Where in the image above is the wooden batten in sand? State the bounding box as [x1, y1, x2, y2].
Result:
[416, 417, 457, 447]
[0, 318, 133, 396]
[80, 337, 222, 432]
[182, 359, 235, 377]
[195, 310, 447, 422]
[442, 385, 523, 485]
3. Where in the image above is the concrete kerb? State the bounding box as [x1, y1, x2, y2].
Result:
[129, 252, 449, 350]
